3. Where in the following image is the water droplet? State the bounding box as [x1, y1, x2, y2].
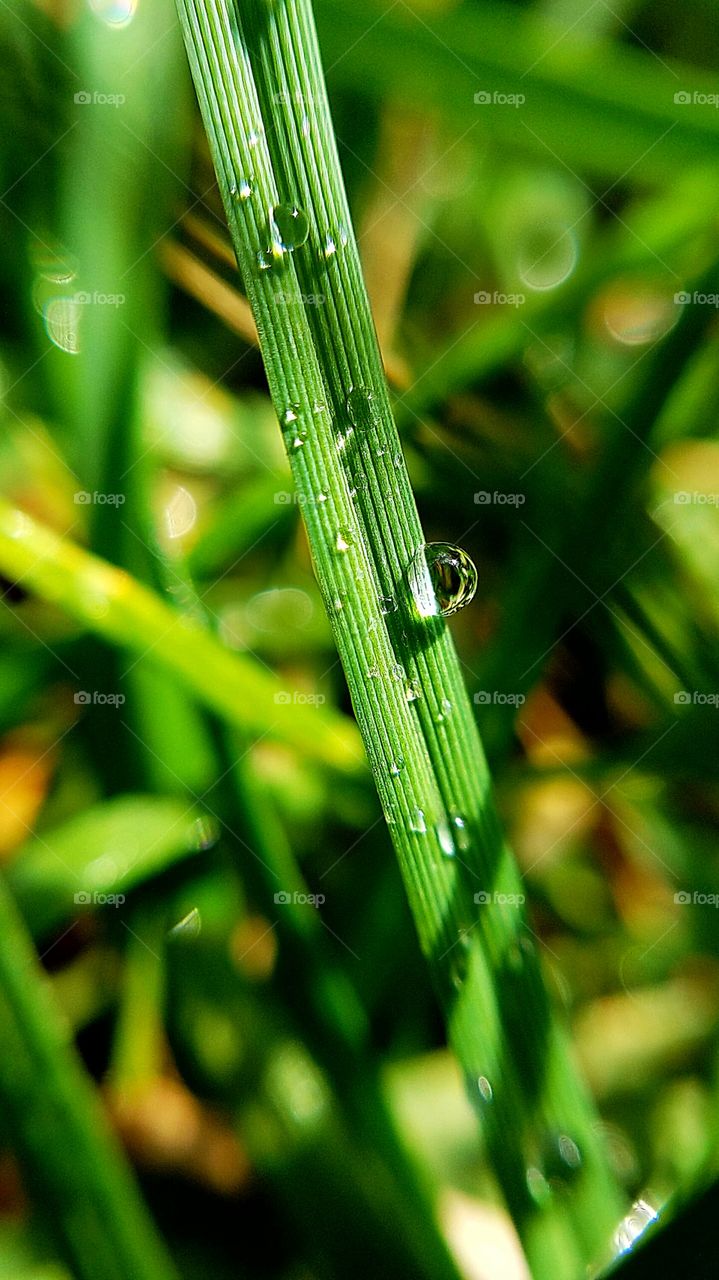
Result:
[435, 697, 453, 724]
[312, 400, 326, 416]
[614, 1199, 658, 1254]
[451, 813, 471, 851]
[408, 542, 478, 619]
[477, 1075, 493, 1103]
[367, 665, 380, 679]
[540, 1130, 583, 1186]
[300, 114, 311, 139]
[247, 127, 263, 148]
[335, 527, 355, 553]
[322, 233, 337, 260]
[526, 1166, 552, 1206]
[346, 385, 380, 431]
[316, 491, 328, 504]
[231, 179, 253, 200]
[436, 817, 456, 857]
[409, 808, 427, 835]
[332, 596, 344, 612]
[257, 248, 274, 272]
[271, 204, 310, 252]
[390, 758, 405, 776]
[404, 678, 422, 703]
[168, 907, 201, 939]
[282, 405, 299, 426]
[391, 663, 406, 682]
[379, 594, 397, 615]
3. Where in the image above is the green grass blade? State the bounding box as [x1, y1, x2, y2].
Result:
[173, 0, 625, 1273]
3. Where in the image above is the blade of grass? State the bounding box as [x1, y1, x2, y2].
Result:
[0, 871, 177, 1280]
[0, 498, 362, 774]
[173, 0, 625, 1273]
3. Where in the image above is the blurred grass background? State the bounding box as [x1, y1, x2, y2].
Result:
[0, 0, 719, 1277]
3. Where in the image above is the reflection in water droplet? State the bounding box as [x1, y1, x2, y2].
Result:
[452, 813, 471, 851]
[408, 542, 477, 619]
[346, 386, 380, 431]
[271, 204, 310, 252]
[168, 907, 202, 939]
[404, 678, 422, 703]
[231, 179, 253, 200]
[89, 0, 137, 28]
[517, 223, 578, 293]
[164, 485, 197, 541]
[335, 527, 355, 553]
[436, 817, 456, 857]
[477, 1075, 493, 1103]
[614, 1199, 658, 1254]
[409, 808, 427, 835]
[43, 297, 81, 354]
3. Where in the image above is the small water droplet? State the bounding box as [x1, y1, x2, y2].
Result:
[408, 542, 478, 619]
[271, 204, 310, 252]
[335, 527, 355, 553]
[390, 758, 405, 776]
[346, 385, 380, 431]
[316, 491, 328, 503]
[477, 1075, 493, 1103]
[168, 907, 201, 940]
[322, 233, 337, 260]
[404, 678, 422, 703]
[367, 665, 380, 679]
[300, 114, 311, 139]
[391, 663, 406, 682]
[409, 808, 427, 835]
[312, 400, 326, 416]
[451, 813, 471, 851]
[526, 1166, 552, 1205]
[435, 697, 453, 724]
[231, 179, 253, 200]
[282, 405, 299, 425]
[379, 594, 397, 615]
[257, 248, 274, 272]
[247, 128, 263, 148]
[436, 816, 456, 857]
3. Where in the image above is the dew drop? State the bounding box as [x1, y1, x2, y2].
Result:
[436, 816, 456, 858]
[231, 179, 253, 201]
[435, 697, 453, 725]
[409, 808, 427, 835]
[335, 527, 355, 553]
[391, 663, 406, 682]
[451, 813, 471, 852]
[408, 542, 477, 619]
[390, 758, 405, 776]
[271, 204, 310, 252]
[257, 248, 274, 272]
[322, 233, 337, 260]
[367, 665, 380, 680]
[526, 1166, 552, 1206]
[404, 678, 422, 703]
[247, 128, 263, 148]
[346, 385, 380, 431]
[282, 404, 300, 426]
[477, 1075, 493, 1103]
[168, 907, 201, 940]
[379, 594, 397, 615]
[540, 1130, 583, 1186]
[614, 1199, 658, 1254]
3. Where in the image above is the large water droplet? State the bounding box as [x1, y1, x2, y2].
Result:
[408, 542, 478, 619]
[346, 385, 380, 431]
[614, 1199, 658, 1254]
[477, 1075, 493, 1103]
[409, 808, 427, 835]
[436, 817, 456, 858]
[271, 204, 310, 252]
